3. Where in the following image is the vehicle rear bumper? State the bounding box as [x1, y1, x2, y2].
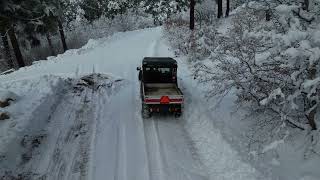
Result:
[146, 104, 182, 113]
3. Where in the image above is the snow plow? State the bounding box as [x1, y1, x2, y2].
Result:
[137, 57, 184, 118]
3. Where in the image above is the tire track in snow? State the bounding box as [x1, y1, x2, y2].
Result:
[78, 87, 96, 180]
[113, 124, 120, 180]
[113, 104, 129, 180]
[141, 36, 208, 180]
[143, 37, 167, 180]
[48, 87, 92, 180]
[88, 74, 127, 180]
[143, 116, 209, 180]
[88, 78, 122, 180]
[143, 118, 167, 180]
[37, 87, 84, 180]
[41, 75, 107, 180]
[136, 81, 152, 180]
[89, 28, 208, 180]
[141, 119, 153, 180]
[147, 38, 161, 57]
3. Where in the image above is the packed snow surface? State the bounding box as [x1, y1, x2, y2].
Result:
[0, 27, 267, 180]
[0, 89, 17, 102]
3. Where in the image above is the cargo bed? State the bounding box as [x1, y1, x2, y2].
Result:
[144, 83, 183, 96]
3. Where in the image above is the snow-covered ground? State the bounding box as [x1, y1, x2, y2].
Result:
[0, 27, 269, 180]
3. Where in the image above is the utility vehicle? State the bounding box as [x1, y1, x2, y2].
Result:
[137, 57, 184, 118]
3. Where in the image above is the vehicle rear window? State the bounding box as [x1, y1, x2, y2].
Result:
[145, 67, 171, 74]
[143, 67, 173, 83]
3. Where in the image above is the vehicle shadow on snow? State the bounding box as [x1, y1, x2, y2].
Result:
[146, 114, 182, 121]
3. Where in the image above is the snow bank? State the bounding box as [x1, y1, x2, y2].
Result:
[0, 75, 66, 155]
[0, 72, 125, 179]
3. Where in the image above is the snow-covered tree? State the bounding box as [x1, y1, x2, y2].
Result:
[142, 0, 189, 24]
[194, 2, 320, 133]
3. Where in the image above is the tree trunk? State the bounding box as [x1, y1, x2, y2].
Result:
[57, 19, 68, 52]
[307, 104, 317, 130]
[217, 0, 223, 18]
[46, 33, 55, 56]
[303, 0, 309, 11]
[266, 9, 271, 21]
[225, 0, 230, 17]
[190, 0, 196, 30]
[306, 65, 317, 130]
[1, 30, 14, 69]
[8, 26, 25, 67]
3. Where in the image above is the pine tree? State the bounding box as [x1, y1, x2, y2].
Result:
[0, 0, 59, 66]
[142, 0, 189, 24]
[80, 0, 104, 22]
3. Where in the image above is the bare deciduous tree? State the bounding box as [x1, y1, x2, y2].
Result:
[226, 0, 230, 17]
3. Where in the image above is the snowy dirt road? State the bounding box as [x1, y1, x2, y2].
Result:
[0, 27, 266, 180]
[90, 28, 208, 180]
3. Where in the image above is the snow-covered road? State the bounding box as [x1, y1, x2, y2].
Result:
[90, 28, 208, 180]
[0, 27, 266, 180]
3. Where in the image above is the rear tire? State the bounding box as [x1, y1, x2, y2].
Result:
[142, 103, 151, 119]
[175, 112, 181, 118]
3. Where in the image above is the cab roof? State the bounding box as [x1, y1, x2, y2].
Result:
[142, 57, 177, 66]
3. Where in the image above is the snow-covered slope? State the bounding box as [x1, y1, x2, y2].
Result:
[0, 27, 268, 180]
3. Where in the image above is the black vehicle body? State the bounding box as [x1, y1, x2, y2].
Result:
[137, 57, 184, 118]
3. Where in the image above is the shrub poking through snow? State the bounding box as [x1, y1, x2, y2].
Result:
[0, 100, 11, 108]
[0, 89, 18, 108]
[0, 112, 10, 120]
